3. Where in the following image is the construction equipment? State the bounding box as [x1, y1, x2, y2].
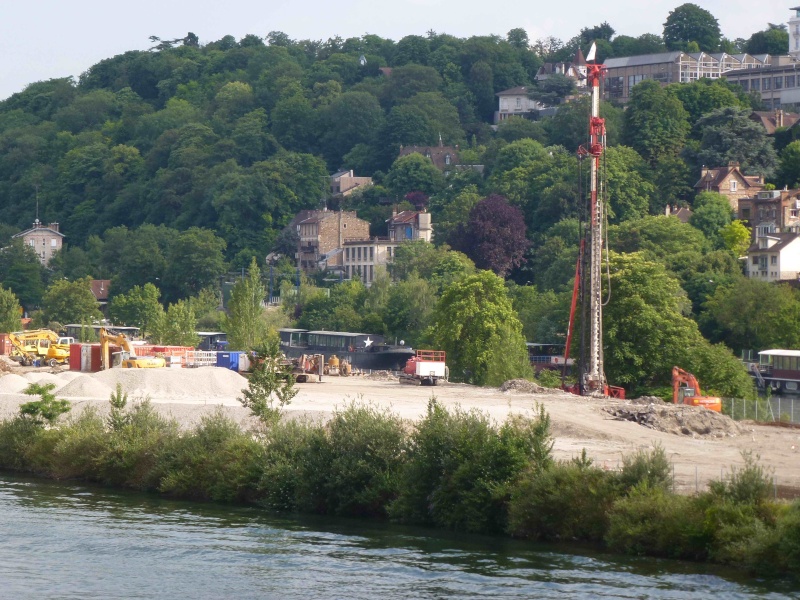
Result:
[400, 350, 447, 386]
[672, 367, 722, 412]
[99, 327, 166, 369]
[9, 330, 74, 367]
[324, 354, 352, 376]
[292, 353, 324, 383]
[562, 43, 625, 400]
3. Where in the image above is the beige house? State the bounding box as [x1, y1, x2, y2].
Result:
[694, 162, 765, 212]
[745, 232, 800, 281]
[12, 220, 64, 265]
[295, 210, 370, 272]
[494, 86, 544, 123]
[330, 170, 372, 198]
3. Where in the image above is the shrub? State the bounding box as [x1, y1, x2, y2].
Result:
[258, 419, 322, 511]
[159, 409, 263, 502]
[535, 369, 562, 389]
[708, 451, 772, 506]
[48, 408, 106, 480]
[0, 417, 46, 471]
[239, 338, 297, 427]
[390, 400, 552, 534]
[20, 383, 71, 426]
[323, 402, 406, 518]
[618, 444, 671, 492]
[605, 484, 710, 560]
[507, 454, 620, 542]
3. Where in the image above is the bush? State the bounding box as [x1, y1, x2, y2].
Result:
[48, 408, 106, 480]
[618, 444, 671, 492]
[159, 409, 263, 502]
[0, 417, 46, 471]
[535, 369, 562, 389]
[605, 484, 710, 560]
[20, 383, 71, 426]
[708, 451, 772, 506]
[390, 400, 552, 534]
[507, 454, 620, 542]
[323, 402, 406, 518]
[95, 399, 179, 491]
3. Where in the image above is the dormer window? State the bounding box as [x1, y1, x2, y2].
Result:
[445, 154, 451, 165]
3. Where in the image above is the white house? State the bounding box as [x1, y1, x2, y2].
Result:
[745, 232, 800, 282]
[494, 86, 544, 123]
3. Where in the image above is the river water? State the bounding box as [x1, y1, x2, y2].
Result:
[0, 474, 796, 599]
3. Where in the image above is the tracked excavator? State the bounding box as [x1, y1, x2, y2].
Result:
[99, 327, 165, 369]
[672, 367, 722, 412]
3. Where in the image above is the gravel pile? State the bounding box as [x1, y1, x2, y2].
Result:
[57, 374, 115, 399]
[0, 374, 33, 394]
[92, 367, 248, 401]
[604, 401, 741, 438]
[500, 379, 548, 394]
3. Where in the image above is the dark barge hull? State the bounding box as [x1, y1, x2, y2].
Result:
[279, 329, 414, 372]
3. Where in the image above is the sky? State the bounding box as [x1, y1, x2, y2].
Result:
[0, 0, 789, 100]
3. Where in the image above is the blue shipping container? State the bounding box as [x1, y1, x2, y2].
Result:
[215, 351, 240, 370]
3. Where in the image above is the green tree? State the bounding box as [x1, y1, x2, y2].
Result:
[383, 274, 437, 347]
[429, 270, 532, 386]
[663, 3, 721, 52]
[668, 78, 745, 124]
[778, 140, 800, 188]
[529, 73, 576, 107]
[239, 335, 297, 427]
[0, 285, 21, 333]
[719, 220, 752, 258]
[41, 277, 101, 325]
[20, 383, 71, 426]
[691, 107, 778, 178]
[162, 227, 226, 303]
[155, 299, 199, 347]
[623, 80, 690, 165]
[108, 283, 165, 338]
[0, 240, 46, 310]
[689, 191, 733, 247]
[223, 258, 269, 350]
[745, 25, 789, 55]
[384, 153, 445, 198]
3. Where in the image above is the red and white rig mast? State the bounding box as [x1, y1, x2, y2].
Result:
[563, 43, 624, 399]
[583, 47, 606, 395]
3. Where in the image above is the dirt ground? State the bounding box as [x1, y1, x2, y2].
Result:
[1, 361, 799, 496]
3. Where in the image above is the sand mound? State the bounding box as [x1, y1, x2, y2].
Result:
[603, 401, 741, 438]
[57, 375, 115, 399]
[23, 372, 67, 390]
[0, 374, 33, 394]
[500, 379, 547, 394]
[92, 367, 248, 401]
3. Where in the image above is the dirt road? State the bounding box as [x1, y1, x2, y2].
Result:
[1, 366, 798, 495]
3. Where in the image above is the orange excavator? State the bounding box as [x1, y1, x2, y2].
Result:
[671, 367, 722, 412]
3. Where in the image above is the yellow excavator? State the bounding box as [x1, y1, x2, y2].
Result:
[99, 327, 165, 369]
[9, 329, 74, 367]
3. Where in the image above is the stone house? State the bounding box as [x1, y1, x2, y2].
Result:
[694, 162, 765, 212]
[295, 210, 370, 272]
[745, 232, 800, 282]
[738, 189, 800, 239]
[535, 48, 588, 88]
[750, 110, 800, 134]
[12, 220, 64, 265]
[387, 210, 432, 243]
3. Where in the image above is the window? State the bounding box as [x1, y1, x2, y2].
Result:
[516, 97, 521, 109]
[742, 208, 751, 219]
[792, 209, 798, 218]
[752, 79, 760, 91]
[752, 256, 759, 264]
[787, 75, 796, 88]
[445, 154, 451, 165]
[357, 247, 361, 260]
[763, 77, 771, 90]
[741, 79, 749, 91]
[730, 180, 737, 192]
[51, 238, 57, 247]
[29, 240, 34, 247]
[369, 246, 374, 261]
[775, 76, 783, 90]
[771, 255, 778, 265]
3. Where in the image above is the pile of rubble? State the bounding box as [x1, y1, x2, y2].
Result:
[361, 370, 398, 382]
[500, 379, 548, 394]
[604, 399, 742, 438]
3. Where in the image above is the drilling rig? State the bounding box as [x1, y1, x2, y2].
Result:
[563, 43, 624, 399]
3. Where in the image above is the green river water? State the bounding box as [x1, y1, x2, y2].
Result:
[0, 473, 797, 599]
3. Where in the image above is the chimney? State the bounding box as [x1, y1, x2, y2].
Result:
[49, 222, 59, 233]
[665, 204, 670, 216]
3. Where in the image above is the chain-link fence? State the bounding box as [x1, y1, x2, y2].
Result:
[722, 396, 800, 423]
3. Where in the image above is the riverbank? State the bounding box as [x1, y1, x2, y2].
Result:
[1, 364, 799, 495]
